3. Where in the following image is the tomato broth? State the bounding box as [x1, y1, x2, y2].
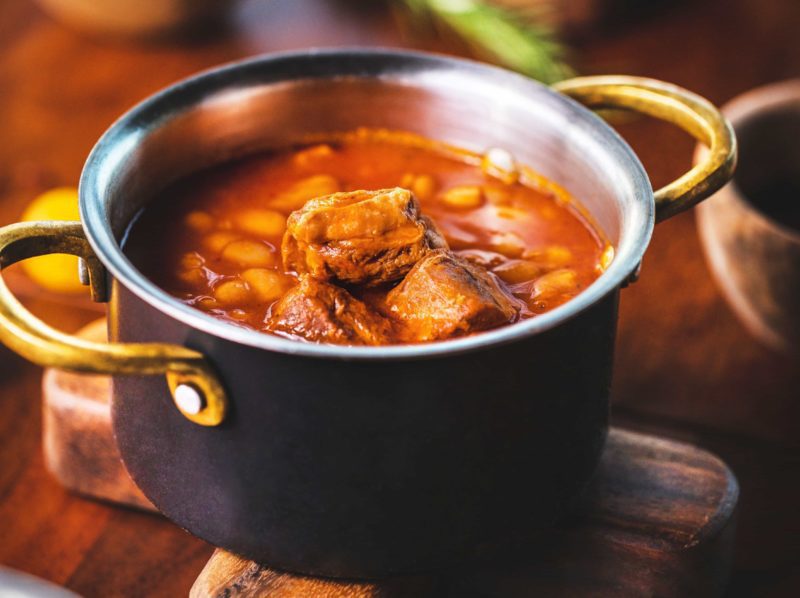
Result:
[124, 130, 611, 344]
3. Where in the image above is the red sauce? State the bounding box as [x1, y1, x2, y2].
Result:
[125, 130, 611, 342]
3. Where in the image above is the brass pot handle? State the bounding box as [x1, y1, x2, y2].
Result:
[0, 220, 227, 426]
[553, 76, 737, 222]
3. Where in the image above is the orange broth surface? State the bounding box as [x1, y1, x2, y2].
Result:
[124, 130, 611, 342]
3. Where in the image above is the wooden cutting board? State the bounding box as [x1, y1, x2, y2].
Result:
[42, 320, 739, 597]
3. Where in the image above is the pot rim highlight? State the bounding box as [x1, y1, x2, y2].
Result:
[79, 48, 656, 361]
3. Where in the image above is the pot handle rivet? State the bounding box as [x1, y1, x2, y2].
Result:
[174, 383, 205, 416]
[77, 257, 91, 287]
[623, 261, 643, 287]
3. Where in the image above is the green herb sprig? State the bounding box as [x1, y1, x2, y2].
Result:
[399, 0, 574, 84]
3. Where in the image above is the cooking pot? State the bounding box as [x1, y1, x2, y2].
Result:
[0, 49, 735, 578]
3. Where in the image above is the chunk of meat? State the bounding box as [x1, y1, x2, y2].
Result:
[266, 277, 391, 345]
[282, 188, 447, 286]
[455, 248, 509, 270]
[385, 250, 521, 342]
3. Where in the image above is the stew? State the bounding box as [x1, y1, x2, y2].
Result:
[125, 129, 611, 345]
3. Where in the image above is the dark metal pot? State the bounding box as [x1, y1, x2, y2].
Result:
[0, 49, 736, 578]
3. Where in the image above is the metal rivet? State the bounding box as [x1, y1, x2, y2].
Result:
[174, 384, 205, 415]
[77, 258, 90, 286]
[624, 261, 643, 287]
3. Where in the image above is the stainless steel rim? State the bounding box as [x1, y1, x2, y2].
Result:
[80, 48, 654, 361]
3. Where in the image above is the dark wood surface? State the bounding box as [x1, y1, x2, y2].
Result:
[1, 0, 799, 596]
[191, 429, 738, 598]
[41, 321, 738, 597]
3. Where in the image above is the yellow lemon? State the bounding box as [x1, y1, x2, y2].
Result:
[20, 187, 85, 294]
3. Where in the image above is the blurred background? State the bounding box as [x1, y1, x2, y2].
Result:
[1, 0, 799, 596]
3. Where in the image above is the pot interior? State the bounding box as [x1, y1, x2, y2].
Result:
[82, 50, 653, 355]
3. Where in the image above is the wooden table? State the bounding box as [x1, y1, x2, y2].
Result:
[0, 0, 798, 595]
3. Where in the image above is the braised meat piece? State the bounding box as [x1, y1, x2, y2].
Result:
[267, 277, 391, 345]
[282, 187, 447, 286]
[386, 250, 521, 342]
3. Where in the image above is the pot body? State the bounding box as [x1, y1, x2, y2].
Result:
[112, 284, 617, 576]
[78, 49, 655, 578]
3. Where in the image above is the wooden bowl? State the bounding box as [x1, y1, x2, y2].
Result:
[696, 80, 800, 354]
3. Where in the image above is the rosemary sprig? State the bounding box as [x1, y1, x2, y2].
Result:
[399, 0, 574, 84]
